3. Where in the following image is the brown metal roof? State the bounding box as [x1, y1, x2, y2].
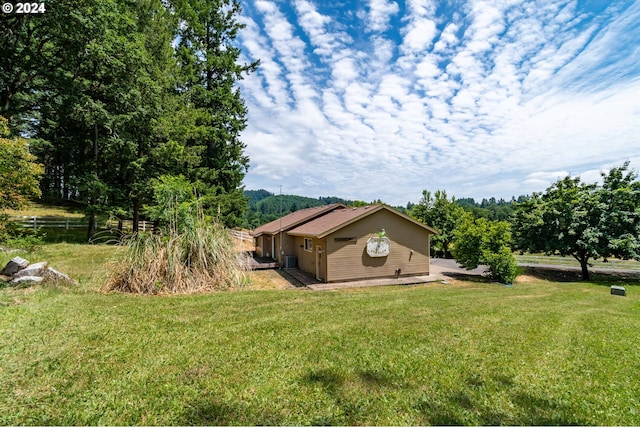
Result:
[287, 204, 437, 238]
[251, 203, 346, 236]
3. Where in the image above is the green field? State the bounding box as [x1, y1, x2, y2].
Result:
[516, 254, 640, 271]
[1, 244, 639, 425]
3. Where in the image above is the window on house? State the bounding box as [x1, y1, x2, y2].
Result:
[304, 238, 313, 252]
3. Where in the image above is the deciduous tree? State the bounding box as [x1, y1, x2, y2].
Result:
[513, 165, 640, 280]
[411, 189, 472, 258]
[597, 161, 640, 262]
[0, 116, 43, 210]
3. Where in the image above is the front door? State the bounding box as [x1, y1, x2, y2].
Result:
[316, 247, 323, 281]
[271, 236, 275, 260]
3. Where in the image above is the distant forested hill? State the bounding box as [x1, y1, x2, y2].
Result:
[455, 197, 517, 221]
[242, 190, 359, 229]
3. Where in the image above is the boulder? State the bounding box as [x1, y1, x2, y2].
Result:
[1, 256, 29, 276]
[10, 275, 44, 285]
[44, 267, 72, 282]
[0, 258, 74, 286]
[14, 261, 48, 278]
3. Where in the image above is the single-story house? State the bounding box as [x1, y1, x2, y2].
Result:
[252, 204, 437, 282]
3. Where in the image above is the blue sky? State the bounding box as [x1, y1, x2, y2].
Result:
[236, 0, 640, 205]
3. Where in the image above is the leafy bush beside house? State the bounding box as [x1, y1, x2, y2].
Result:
[453, 218, 518, 284]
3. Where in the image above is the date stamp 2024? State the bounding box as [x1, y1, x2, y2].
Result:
[2, 2, 46, 14]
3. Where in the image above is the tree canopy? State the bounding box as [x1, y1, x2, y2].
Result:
[0, 0, 257, 238]
[513, 162, 640, 280]
[410, 189, 472, 258]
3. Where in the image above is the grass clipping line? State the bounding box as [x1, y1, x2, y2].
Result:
[104, 222, 249, 294]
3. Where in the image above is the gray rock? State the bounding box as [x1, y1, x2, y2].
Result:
[10, 275, 44, 285]
[44, 267, 72, 282]
[14, 261, 48, 278]
[1, 256, 29, 276]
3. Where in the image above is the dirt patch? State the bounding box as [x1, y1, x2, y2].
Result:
[515, 275, 537, 283]
[248, 269, 296, 290]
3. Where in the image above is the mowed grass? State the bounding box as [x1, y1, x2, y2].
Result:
[2, 202, 85, 218]
[1, 245, 640, 425]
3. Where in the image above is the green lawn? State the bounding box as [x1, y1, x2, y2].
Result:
[2, 245, 640, 425]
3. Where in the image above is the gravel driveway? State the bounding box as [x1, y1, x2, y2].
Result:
[429, 258, 486, 277]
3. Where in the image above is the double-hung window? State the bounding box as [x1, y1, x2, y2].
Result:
[304, 238, 313, 252]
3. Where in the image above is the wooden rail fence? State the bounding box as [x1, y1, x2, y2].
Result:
[8, 216, 257, 243]
[228, 229, 253, 242]
[8, 216, 154, 232]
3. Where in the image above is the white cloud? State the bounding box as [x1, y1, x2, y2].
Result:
[366, 0, 400, 32]
[239, 0, 640, 205]
[400, 18, 437, 53]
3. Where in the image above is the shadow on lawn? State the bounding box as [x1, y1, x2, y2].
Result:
[441, 272, 490, 282]
[522, 266, 640, 285]
[180, 398, 281, 426]
[274, 268, 308, 288]
[414, 373, 587, 426]
[299, 368, 588, 426]
[300, 367, 409, 425]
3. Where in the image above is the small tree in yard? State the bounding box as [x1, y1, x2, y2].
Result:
[144, 175, 198, 233]
[453, 218, 518, 284]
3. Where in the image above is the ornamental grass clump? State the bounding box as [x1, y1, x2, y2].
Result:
[105, 175, 250, 294]
[104, 219, 249, 294]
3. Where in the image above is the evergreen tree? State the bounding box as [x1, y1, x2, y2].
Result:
[1, 0, 258, 236]
[170, 0, 259, 227]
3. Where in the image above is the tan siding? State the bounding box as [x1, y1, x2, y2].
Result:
[255, 237, 263, 257]
[296, 236, 316, 275]
[284, 235, 296, 258]
[325, 209, 431, 282]
[294, 236, 304, 269]
[262, 235, 273, 258]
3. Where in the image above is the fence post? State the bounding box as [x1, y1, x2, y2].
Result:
[32, 216, 37, 231]
[65, 218, 69, 230]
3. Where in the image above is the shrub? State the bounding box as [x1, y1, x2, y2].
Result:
[482, 246, 518, 284]
[0, 116, 43, 211]
[0, 213, 46, 250]
[104, 215, 249, 294]
[453, 218, 518, 284]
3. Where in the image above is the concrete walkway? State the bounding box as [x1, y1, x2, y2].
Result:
[306, 274, 439, 290]
[280, 258, 484, 291]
